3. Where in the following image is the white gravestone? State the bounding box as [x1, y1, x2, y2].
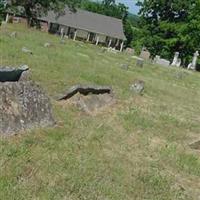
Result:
[188, 51, 199, 70]
[60, 28, 65, 40]
[154, 55, 170, 67]
[171, 52, 181, 67]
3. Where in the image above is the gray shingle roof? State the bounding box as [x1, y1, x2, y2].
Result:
[40, 7, 126, 41]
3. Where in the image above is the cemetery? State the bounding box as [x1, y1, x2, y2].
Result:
[0, 23, 200, 200]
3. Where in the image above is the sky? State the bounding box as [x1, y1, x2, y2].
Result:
[115, 0, 139, 14]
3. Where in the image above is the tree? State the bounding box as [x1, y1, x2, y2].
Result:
[0, 0, 6, 25]
[137, 0, 199, 66]
[8, 0, 81, 27]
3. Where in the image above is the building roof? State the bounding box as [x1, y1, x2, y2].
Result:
[40, 7, 126, 41]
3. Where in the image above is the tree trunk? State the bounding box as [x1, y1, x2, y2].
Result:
[24, 4, 33, 27]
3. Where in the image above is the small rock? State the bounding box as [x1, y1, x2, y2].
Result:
[22, 47, 33, 55]
[136, 58, 144, 68]
[120, 63, 129, 70]
[10, 31, 17, 38]
[130, 80, 145, 95]
[44, 42, 51, 48]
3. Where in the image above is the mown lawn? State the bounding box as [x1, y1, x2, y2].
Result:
[0, 24, 200, 200]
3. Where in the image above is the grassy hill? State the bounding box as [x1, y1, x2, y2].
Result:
[0, 24, 200, 200]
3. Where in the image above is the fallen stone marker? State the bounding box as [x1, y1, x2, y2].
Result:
[189, 140, 200, 150]
[0, 65, 29, 82]
[140, 48, 150, 60]
[130, 80, 145, 95]
[58, 85, 115, 114]
[120, 63, 129, 70]
[22, 47, 33, 55]
[0, 66, 54, 135]
[58, 85, 112, 100]
[154, 55, 170, 67]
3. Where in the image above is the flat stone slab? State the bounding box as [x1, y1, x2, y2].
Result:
[70, 93, 115, 114]
[58, 85, 115, 114]
[58, 85, 112, 100]
[0, 81, 54, 135]
[0, 66, 29, 82]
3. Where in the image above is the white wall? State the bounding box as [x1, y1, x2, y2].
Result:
[76, 29, 88, 39]
[95, 34, 106, 43]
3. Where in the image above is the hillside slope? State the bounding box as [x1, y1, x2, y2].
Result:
[0, 24, 200, 200]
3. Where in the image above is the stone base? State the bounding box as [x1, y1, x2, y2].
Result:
[0, 81, 54, 135]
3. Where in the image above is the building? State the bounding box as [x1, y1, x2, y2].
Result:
[40, 7, 126, 51]
[6, 7, 126, 51]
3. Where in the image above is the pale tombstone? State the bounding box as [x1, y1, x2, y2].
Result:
[188, 51, 199, 70]
[171, 52, 180, 66]
[140, 50, 150, 60]
[60, 28, 65, 40]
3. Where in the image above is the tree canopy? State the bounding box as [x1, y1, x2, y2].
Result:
[8, 0, 81, 26]
[137, 0, 200, 66]
[0, 0, 6, 25]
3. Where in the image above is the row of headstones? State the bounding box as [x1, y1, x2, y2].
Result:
[154, 51, 199, 70]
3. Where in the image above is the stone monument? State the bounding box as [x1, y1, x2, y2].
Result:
[188, 51, 199, 70]
[0, 66, 54, 135]
[171, 52, 181, 67]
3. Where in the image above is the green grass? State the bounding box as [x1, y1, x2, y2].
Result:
[0, 24, 200, 200]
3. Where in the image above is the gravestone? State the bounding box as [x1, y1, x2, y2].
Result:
[60, 28, 64, 40]
[154, 55, 170, 67]
[136, 58, 144, 68]
[171, 52, 181, 67]
[58, 85, 115, 114]
[140, 49, 150, 60]
[0, 67, 54, 135]
[125, 48, 135, 55]
[130, 80, 145, 95]
[187, 51, 199, 70]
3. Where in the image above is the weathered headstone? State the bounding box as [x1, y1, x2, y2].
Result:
[60, 28, 65, 40]
[0, 67, 54, 135]
[187, 51, 199, 70]
[136, 58, 144, 68]
[125, 48, 135, 55]
[140, 48, 150, 60]
[171, 52, 181, 67]
[58, 85, 114, 114]
[154, 55, 170, 67]
[130, 80, 145, 95]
